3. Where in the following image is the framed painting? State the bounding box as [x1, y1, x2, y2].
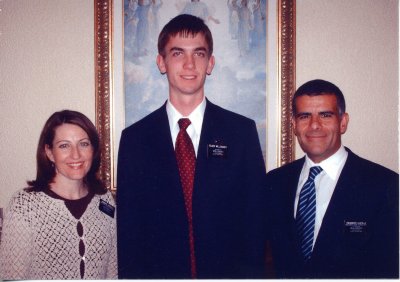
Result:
[95, 0, 296, 191]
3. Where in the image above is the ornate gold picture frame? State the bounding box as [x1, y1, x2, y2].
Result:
[94, 0, 296, 191]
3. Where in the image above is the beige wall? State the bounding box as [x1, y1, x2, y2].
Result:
[295, 0, 399, 172]
[0, 0, 94, 208]
[0, 0, 398, 208]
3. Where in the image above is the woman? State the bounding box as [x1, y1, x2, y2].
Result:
[0, 110, 117, 279]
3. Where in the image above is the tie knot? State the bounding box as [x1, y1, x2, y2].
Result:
[178, 118, 191, 130]
[308, 166, 323, 180]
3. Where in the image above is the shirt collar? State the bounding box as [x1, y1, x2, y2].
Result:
[305, 145, 348, 180]
[166, 97, 206, 135]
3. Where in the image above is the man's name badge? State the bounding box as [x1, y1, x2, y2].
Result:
[99, 199, 115, 218]
[207, 143, 228, 159]
[344, 221, 367, 233]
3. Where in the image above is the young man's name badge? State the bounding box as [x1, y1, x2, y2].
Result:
[207, 143, 228, 159]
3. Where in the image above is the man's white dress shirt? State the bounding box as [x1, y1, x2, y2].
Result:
[294, 145, 348, 249]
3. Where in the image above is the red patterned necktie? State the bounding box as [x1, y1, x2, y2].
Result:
[175, 118, 197, 278]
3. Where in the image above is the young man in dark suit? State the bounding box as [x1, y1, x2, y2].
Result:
[117, 14, 267, 279]
[267, 79, 399, 278]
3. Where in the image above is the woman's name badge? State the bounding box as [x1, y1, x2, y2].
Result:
[99, 199, 115, 218]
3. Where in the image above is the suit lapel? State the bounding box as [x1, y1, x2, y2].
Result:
[151, 102, 176, 157]
[149, 103, 183, 190]
[193, 99, 217, 190]
[288, 159, 305, 218]
[286, 159, 306, 257]
[311, 150, 361, 258]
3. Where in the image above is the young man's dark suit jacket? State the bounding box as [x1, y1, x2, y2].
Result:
[266, 148, 399, 278]
[117, 99, 267, 279]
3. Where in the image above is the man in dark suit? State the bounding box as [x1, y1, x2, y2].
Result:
[267, 79, 399, 278]
[117, 14, 267, 279]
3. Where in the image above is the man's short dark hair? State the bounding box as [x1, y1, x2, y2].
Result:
[292, 79, 346, 116]
[157, 14, 213, 58]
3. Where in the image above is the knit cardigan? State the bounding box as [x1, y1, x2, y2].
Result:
[0, 189, 117, 279]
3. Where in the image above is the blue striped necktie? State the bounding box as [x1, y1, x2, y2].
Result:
[296, 166, 323, 260]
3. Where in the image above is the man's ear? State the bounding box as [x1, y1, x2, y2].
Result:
[206, 55, 215, 75]
[340, 113, 349, 134]
[156, 54, 166, 74]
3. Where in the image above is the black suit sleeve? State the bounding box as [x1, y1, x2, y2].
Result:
[369, 170, 399, 278]
[116, 129, 135, 278]
[239, 120, 268, 278]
